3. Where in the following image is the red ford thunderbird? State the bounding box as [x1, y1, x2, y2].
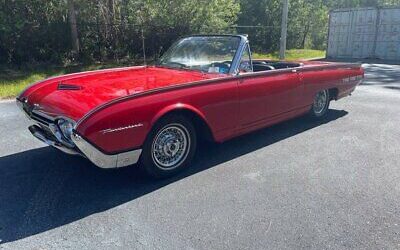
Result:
[17, 35, 364, 178]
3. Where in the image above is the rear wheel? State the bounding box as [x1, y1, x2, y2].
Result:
[140, 115, 197, 179]
[309, 89, 330, 119]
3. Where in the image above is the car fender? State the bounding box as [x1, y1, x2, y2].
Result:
[150, 103, 211, 130]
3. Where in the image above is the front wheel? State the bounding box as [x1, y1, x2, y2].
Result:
[140, 115, 197, 179]
[309, 89, 330, 119]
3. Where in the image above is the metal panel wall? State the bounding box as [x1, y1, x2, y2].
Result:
[327, 7, 400, 60]
[375, 8, 400, 60]
[328, 10, 352, 58]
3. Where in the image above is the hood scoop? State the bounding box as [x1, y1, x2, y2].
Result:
[57, 83, 82, 91]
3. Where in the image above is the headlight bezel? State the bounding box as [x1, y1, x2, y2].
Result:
[56, 117, 76, 143]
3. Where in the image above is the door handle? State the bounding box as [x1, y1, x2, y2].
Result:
[291, 69, 297, 73]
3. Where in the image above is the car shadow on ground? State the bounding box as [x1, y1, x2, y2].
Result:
[0, 109, 348, 244]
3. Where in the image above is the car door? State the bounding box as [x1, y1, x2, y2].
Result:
[237, 44, 267, 127]
[238, 49, 303, 129]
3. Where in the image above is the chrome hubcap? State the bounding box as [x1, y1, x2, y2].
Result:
[151, 124, 190, 170]
[313, 90, 328, 114]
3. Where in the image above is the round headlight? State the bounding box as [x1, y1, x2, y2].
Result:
[57, 118, 75, 141]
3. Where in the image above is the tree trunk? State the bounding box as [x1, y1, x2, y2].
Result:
[108, 0, 115, 20]
[68, 0, 80, 56]
[121, 0, 129, 28]
[302, 19, 311, 49]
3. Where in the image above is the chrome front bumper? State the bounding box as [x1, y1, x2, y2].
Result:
[19, 98, 142, 169]
[29, 124, 142, 169]
[71, 133, 142, 169]
[29, 125, 80, 155]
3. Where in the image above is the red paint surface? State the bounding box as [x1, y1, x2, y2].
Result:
[19, 62, 364, 154]
[21, 66, 223, 121]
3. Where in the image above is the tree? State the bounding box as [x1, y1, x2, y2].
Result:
[68, 0, 80, 57]
[1, 0, 399, 65]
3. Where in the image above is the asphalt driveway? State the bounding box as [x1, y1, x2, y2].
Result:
[0, 64, 399, 249]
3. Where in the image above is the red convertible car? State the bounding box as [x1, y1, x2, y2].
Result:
[17, 35, 364, 178]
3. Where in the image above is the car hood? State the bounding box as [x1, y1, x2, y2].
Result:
[20, 66, 221, 121]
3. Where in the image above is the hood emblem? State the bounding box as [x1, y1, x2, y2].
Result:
[101, 123, 144, 135]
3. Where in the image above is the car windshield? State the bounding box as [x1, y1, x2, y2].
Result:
[157, 36, 241, 74]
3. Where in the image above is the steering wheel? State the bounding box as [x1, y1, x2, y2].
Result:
[220, 61, 232, 68]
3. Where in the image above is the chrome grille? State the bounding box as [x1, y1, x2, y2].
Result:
[18, 99, 55, 126]
[30, 110, 53, 126]
[39, 124, 58, 141]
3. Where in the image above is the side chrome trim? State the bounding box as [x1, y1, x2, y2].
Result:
[101, 123, 144, 135]
[71, 133, 142, 169]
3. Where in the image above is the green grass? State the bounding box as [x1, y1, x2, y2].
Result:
[0, 69, 62, 100]
[253, 49, 326, 61]
[0, 49, 325, 99]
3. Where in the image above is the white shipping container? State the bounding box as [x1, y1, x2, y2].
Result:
[327, 7, 400, 60]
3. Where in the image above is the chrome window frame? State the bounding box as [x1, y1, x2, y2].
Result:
[234, 41, 254, 74]
[228, 35, 251, 75]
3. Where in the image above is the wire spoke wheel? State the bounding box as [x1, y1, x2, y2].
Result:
[313, 90, 328, 115]
[151, 124, 190, 170]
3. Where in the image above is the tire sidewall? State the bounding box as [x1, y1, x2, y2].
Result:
[310, 90, 330, 118]
[140, 115, 197, 179]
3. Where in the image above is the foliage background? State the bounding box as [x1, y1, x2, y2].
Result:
[1, 0, 400, 66]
